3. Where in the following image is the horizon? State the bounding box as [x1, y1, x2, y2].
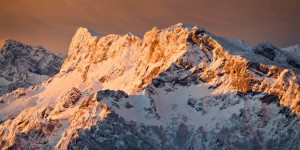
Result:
[1, 0, 300, 54]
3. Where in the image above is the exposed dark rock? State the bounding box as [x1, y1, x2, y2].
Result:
[253, 42, 277, 61]
[0, 40, 66, 96]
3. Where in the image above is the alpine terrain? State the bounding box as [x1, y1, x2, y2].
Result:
[0, 40, 66, 96]
[0, 23, 300, 150]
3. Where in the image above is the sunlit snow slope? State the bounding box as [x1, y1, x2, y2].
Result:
[0, 23, 300, 150]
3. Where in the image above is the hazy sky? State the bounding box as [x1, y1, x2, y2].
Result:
[0, 0, 299, 54]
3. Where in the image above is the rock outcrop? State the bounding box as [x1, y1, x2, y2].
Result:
[0, 40, 66, 96]
[0, 23, 299, 149]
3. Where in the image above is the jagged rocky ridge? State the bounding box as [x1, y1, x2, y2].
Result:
[0, 23, 300, 149]
[0, 40, 66, 96]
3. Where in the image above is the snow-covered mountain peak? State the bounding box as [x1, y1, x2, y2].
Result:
[294, 43, 300, 49]
[252, 41, 280, 61]
[164, 22, 200, 32]
[1, 23, 300, 149]
[57, 23, 300, 98]
[285, 43, 300, 49]
[253, 40, 291, 54]
[60, 23, 211, 95]
[281, 43, 300, 55]
[1, 39, 27, 52]
[76, 27, 104, 37]
[0, 39, 66, 96]
[1, 39, 52, 55]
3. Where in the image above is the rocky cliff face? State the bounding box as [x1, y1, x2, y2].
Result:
[0, 40, 66, 96]
[0, 23, 299, 149]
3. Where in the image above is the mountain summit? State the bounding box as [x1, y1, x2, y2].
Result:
[0, 40, 66, 96]
[0, 23, 300, 149]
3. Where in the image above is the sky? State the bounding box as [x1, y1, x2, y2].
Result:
[0, 0, 299, 54]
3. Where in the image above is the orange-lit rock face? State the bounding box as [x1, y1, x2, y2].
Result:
[59, 23, 300, 114]
[200, 44, 300, 114]
[0, 23, 300, 149]
[0, 40, 6, 49]
[59, 25, 192, 94]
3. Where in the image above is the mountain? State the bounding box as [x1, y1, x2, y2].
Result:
[281, 44, 300, 68]
[0, 23, 300, 149]
[0, 40, 66, 96]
